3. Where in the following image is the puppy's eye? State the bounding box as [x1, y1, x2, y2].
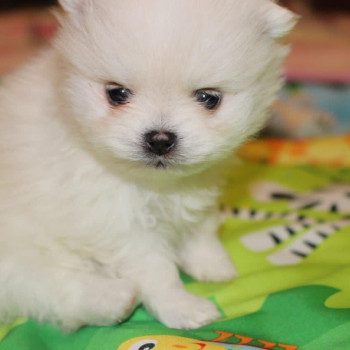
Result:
[106, 83, 133, 106]
[195, 89, 222, 110]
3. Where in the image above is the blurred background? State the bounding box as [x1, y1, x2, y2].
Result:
[0, 0, 349, 165]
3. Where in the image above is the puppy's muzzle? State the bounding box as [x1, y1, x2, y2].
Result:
[144, 131, 177, 156]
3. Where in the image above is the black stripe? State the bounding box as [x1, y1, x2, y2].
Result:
[286, 226, 296, 236]
[269, 232, 282, 244]
[317, 231, 329, 238]
[301, 201, 321, 210]
[330, 204, 338, 213]
[298, 214, 306, 221]
[250, 209, 257, 217]
[304, 240, 317, 249]
[232, 208, 240, 215]
[271, 192, 296, 200]
[291, 250, 308, 258]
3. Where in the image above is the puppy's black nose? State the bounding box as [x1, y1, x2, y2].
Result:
[144, 131, 177, 156]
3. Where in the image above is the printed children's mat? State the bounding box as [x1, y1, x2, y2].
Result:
[1, 162, 350, 350]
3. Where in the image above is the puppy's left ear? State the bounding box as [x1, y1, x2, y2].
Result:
[263, 1, 298, 38]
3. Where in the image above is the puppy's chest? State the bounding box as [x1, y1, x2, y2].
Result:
[56, 178, 217, 239]
[97, 186, 214, 233]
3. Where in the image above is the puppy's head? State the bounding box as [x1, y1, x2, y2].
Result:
[55, 0, 296, 175]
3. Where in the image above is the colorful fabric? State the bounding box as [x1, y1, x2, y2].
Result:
[1, 162, 350, 350]
[238, 134, 350, 167]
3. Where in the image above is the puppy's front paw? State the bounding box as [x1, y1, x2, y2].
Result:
[148, 290, 221, 330]
[63, 277, 138, 331]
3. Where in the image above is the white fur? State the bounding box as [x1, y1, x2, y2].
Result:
[0, 0, 295, 330]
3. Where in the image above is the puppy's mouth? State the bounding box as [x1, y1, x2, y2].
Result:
[144, 154, 180, 170]
[155, 161, 166, 169]
[143, 149, 178, 170]
[146, 158, 170, 170]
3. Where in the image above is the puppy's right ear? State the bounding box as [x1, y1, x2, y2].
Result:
[58, 0, 91, 16]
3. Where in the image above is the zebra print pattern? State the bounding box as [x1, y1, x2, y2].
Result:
[223, 206, 350, 266]
[252, 182, 350, 214]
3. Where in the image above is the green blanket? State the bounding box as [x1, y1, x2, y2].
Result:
[1, 162, 350, 350]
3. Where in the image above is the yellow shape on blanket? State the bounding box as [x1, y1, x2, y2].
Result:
[118, 335, 226, 350]
[0, 318, 26, 342]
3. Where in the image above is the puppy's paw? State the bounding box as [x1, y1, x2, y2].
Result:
[62, 277, 138, 331]
[149, 290, 221, 330]
[181, 246, 238, 282]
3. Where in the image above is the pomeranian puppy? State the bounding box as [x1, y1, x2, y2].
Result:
[0, 0, 296, 331]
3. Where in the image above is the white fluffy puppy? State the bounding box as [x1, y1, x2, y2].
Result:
[0, 0, 296, 331]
